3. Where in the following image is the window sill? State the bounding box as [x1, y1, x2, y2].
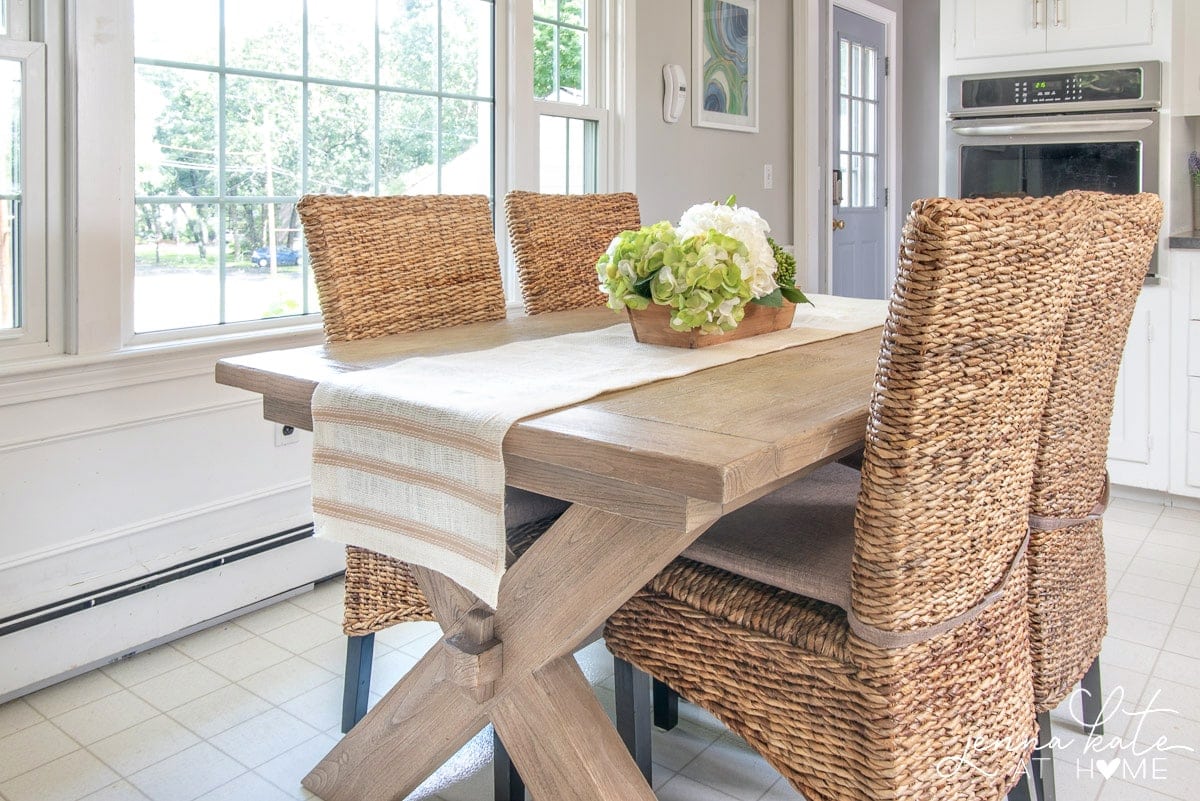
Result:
[0, 321, 326, 407]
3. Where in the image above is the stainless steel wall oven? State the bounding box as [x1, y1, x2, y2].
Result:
[946, 61, 1161, 272]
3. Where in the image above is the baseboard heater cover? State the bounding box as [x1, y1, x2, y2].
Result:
[0, 524, 314, 637]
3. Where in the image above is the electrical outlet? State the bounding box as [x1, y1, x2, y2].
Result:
[763, 163, 774, 189]
[275, 424, 300, 447]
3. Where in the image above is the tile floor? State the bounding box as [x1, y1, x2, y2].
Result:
[0, 497, 1197, 801]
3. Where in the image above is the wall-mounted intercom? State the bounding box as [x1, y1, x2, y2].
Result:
[663, 64, 687, 124]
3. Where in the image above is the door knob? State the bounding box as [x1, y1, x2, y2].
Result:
[832, 218, 846, 230]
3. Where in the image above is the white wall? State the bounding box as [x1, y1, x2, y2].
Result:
[634, 0, 793, 241]
[0, 339, 342, 697]
[900, 0, 940, 208]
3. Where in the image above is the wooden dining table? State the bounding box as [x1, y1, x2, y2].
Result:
[215, 306, 882, 801]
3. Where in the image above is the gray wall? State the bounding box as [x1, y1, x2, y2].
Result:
[900, 0, 940, 208]
[635, 0, 793, 241]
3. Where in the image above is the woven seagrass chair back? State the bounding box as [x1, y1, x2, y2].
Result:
[504, 191, 641, 315]
[1031, 192, 1160, 515]
[297, 194, 506, 342]
[1025, 191, 1162, 707]
[849, 194, 1094, 636]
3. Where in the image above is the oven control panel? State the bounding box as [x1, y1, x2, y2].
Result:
[958, 66, 1145, 110]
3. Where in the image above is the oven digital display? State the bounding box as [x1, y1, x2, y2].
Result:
[961, 67, 1142, 108]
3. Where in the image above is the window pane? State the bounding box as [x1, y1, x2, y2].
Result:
[224, 203, 306, 323]
[133, 0, 495, 332]
[134, 202, 220, 332]
[307, 0, 375, 84]
[534, 0, 556, 19]
[441, 0, 492, 97]
[559, 0, 585, 26]
[557, 27, 585, 104]
[864, 100, 876, 155]
[539, 114, 595, 194]
[850, 154, 862, 206]
[0, 1, 7, 37]
[380, 0, 437, 90]
[0, 58, 19, 196]
[534, 21, 556, 100]
[863, 47, 877, 101]
[0, 200, 17, 331]
[838, 38, 849, 96]
[307, 84, 374, 194]
[863, 155, 876, 207]
[851, 43, 863, 97]
[225, 77, 302, 197]
[226, 0, 302, 75]
[440, 99, 491, 194]
[136, 66, 218, 199]
[539, 115, 565, 193]
[851, 99, 862, 153]
[838, 96, 848, 154]
[379, 92, 437, 194]
[134, 0, 218, 66]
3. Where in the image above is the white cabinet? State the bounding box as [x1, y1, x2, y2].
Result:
[1107, 287, 1170, 490]
[1176, 0, 1200, 115]
[952, 0, 1154, 60]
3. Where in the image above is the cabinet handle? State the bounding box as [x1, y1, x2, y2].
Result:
[1032, 0, 1040, 29]
[1054, 0, 1063, 27]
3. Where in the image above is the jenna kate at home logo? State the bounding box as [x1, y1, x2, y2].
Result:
[936, 686, 1195, 783]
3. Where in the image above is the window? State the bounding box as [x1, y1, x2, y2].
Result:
[532, 0, 602, 194]
[0, 1, 48, 357]
[133, 0, 495, 334]
[837, 36, 879, 209]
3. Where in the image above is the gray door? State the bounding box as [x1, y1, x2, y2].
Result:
[832, 7, 887, 300]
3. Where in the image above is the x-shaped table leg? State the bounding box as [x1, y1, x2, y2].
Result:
[302, 503, 717, 801]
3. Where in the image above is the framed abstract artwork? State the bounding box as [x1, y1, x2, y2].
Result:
[693, 0, 758, 132]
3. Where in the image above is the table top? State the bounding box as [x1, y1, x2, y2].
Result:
[216, 308, 882, 529]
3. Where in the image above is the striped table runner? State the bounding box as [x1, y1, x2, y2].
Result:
[311, 294, 889, 607]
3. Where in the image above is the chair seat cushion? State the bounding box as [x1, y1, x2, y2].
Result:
[683, 461, 860, 611]
[504, 486, 571, 528]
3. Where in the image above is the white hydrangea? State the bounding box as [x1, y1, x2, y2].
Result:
[677, 202, 779, 298]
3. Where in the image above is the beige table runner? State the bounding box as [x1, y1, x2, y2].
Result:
[311, 294, 889, 607]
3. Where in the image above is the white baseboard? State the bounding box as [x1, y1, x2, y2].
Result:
[0, 534, 344, 702]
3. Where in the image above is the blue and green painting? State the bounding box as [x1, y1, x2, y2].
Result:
[702, 0, 750, 116]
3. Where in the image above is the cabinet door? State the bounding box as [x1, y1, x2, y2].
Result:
[953, 0, 1046, 60]
[1108, 294, 1165, 489]
[1045, 0, 1153, 53]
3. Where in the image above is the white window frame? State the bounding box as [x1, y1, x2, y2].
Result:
[1, 0, 635, 372]
[502, 0, 635, 301]
[0, 1, 57, 362]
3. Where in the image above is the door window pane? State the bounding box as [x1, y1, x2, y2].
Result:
[837, 36, 879, 209]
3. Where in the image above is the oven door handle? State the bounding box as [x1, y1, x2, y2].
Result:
[951, 118, 1156, 136]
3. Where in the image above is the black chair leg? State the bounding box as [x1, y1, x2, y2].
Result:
[341, 634, 374, 733]
[1032, 710, 1057, 801]
[652, 678, 679, 731]
[493, 729, 526, 801]
[1007, 765, 1034, 801]
[614, 657, 654, 783]
[1081, 658, 1104, 736]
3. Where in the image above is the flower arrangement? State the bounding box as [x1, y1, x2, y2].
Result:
[1190, 151, 1200, 186]
[596, 197, 810, 334]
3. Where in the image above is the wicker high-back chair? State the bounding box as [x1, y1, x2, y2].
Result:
[297, 194, 567, 735]
[504, 191, 641, 314]
[1022, 191, 1162, 799]
[604, 194, 1095, 801]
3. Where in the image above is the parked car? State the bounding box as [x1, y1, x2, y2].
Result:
[250, 245, 300, 267]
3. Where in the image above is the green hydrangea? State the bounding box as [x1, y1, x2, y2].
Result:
[598, 225, 757, 333]
[596, 222, 678, 312]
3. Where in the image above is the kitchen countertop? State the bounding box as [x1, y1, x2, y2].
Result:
[1169, 230, 1200, 249]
